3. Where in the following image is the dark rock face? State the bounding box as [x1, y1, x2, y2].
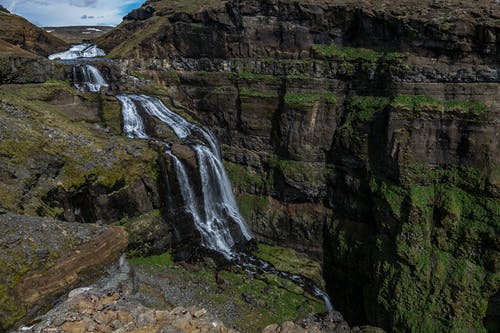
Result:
[124, 6, 155, 21]
[97, 0, 500, 332]
[0, 5, 9, 13]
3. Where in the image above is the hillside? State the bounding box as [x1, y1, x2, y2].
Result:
[0, 10, 67, 57]
[44, 26, 113, 44]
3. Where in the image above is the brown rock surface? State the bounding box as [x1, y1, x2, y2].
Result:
[0, 213, 128, 331]
[0, 11, 66, 57]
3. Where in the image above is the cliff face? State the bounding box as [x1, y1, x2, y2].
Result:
[98, 0, 499, 332]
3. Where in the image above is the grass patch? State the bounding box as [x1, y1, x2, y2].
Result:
[348, 96, 390, 122]
[128, 252, 175, 268]
[392, 95, 490, 116]
[233, 71, 280, 84]
[253, 244, 325, 288]
[312, 44, 402, 63]
[284, 92, 337, 107]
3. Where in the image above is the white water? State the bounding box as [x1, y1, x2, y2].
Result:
[48, 43, 105, 60]
[116, 95, 148, 139]
[193, 144, 252, 243]
[168, 152, 235, 258]
[313, 286, 334, 312]
[74, 64, 109, 92]
[116, 94, 251, 259]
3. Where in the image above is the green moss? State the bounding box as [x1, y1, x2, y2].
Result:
[224, 161, 269, 193]
[312, 44, 402, 63]
[370, 177, 406, 219]
[284, 92, 337, 107]
[129, 251, 325, 333]
[234, 71, 280, 84]
[253, 244, 325, 288]
[102, 97, 122, 134]
[392, 95, 490, 116]
[236, 194, 270, 221]
[349, 96, 390, 122]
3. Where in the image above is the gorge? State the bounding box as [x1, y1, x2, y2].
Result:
[0, 1, 498, 333]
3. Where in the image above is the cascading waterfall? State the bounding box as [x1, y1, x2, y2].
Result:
[116, 94, 252, 259]
[168, 152, 236, 258]
[193, 144, 252, 242]
[48, 43, 106, 60]
[115, 95, 148, 139]
[48, 43, 335, 314]
[73, 64, 109, 92]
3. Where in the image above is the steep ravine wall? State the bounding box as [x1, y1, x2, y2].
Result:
[98, 0, 499, 332]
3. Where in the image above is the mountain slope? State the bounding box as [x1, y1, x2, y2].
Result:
[0, 10, 67, 57]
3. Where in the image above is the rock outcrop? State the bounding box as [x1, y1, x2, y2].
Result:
[96, 0, 499, 332]
[0, 213, 128, 331]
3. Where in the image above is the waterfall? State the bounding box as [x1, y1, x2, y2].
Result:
[116, 94, 251, 259]
[115, 95, 148, 139]
[193, 144, 252, 242]
[48, 43, 106, 60]
[168, 152, 235, 259]
[74, 64, 109, 92]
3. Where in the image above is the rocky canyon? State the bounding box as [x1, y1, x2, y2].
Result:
[0, 1, 498, 333]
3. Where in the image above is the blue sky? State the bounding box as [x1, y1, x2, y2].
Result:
[0, 0, 145, 26]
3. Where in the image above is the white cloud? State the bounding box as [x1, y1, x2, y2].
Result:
[0, 0, 143, 26]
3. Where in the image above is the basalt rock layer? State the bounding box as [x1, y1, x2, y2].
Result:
[98, 0, 499, 332]
[0, 213, 128, 331]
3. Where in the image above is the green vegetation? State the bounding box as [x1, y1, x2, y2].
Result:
[129, 252, 175, 268]
[145, 0, 226, 15]
[284, 92, 337, 107]
[107, 16, 165, 58]
[312, 44, 402, 63]
[224, 162, 270, 193]
[253, 244, 325, 288]
[101, 96, 122, 134]
[392, 95, 490, 116]
[236, 194, 270, 222]
[0, 81, 158, 217]
[336, 96, 390, 151]
[233, 71, 280, 84]
[129, 251, 325, 332]
[349, 96, 390, 122]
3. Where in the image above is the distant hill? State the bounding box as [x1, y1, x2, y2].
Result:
[0, 10, 67, 57]
[44, 26, 114, 44]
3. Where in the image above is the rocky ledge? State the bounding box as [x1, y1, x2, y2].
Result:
[0, 213, 128, 331]
[9, 254, 354, 333]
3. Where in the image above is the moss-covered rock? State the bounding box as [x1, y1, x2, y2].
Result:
[0, 81, 160, 222]
[129, 252, 325, 333]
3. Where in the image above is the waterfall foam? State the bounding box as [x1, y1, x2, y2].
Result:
[74, 64, 109, 92]
[48, 43, 106, 60]
[116, 95, 148, 139]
